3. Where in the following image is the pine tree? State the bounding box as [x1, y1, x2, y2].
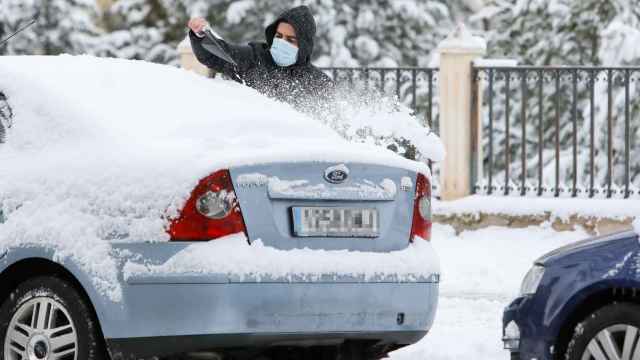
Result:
[477, 0, 640, 195]
[92, 0, 187, 65]
[0, 0, 99, 56]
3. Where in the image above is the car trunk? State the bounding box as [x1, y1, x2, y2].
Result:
[229, 161, 421, 252]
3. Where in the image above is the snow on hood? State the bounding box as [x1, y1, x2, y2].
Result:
[0, 55, 435, 301]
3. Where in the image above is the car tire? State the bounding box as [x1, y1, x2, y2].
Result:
[564, 302, 640, 360]
[0, 275, 107, 360]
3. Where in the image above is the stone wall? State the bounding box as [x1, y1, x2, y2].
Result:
[435, 213, 633, 236]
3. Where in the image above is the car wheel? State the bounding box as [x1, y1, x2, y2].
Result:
[0, 275, 107, 360]
[565, 302, 640, 360]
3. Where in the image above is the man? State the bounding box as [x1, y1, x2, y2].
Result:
[188, 5, 334, 115]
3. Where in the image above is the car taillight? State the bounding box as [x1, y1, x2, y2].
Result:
[168, 170, 247, 241]
[410, 173, 432, 242]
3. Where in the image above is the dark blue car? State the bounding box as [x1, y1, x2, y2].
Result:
[503, 230, 640, 360]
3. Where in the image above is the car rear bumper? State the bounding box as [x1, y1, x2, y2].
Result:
[104, 280, 438, 358]
[106, 331, 427, 359]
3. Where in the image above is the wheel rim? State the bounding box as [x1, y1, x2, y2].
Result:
[581, 324, 640, 360]
[4, 297, 78, 360]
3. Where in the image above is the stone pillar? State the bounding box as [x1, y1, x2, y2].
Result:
[437, 24, 486, 200]
[96, 0, 114, 12]
[177, 36, 211, 77]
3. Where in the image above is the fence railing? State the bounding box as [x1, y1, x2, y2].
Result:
[474, 66, 640, 199]
[321, 67, 439, 132]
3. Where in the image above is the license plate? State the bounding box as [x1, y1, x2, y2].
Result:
[291, 207, 380, 237]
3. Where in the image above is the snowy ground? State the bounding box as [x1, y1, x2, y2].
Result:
[390, 223, 591, 360]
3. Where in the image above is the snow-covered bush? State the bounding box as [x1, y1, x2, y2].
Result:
[0, 0, 99, 56]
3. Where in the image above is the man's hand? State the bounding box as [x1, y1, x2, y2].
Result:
[188, 17, 209, 36]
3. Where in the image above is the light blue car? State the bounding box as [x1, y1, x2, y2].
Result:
[0, 56, 440, 360]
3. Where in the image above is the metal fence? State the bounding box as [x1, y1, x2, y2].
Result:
[321, 67, 439, 132]
[474, 66, 640, 199]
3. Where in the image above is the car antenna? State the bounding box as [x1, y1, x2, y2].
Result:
[0, 14, 39, 47]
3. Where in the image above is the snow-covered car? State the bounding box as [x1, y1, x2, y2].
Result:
[0, 56, 441, 360]
[503, 229, 640, 360]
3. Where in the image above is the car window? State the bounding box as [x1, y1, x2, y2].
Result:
[0, 92, 13, 144]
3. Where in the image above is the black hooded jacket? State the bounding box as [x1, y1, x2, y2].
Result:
[189, 6, 334, 115]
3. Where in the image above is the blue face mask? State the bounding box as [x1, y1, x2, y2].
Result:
[270, 37, 299, 67]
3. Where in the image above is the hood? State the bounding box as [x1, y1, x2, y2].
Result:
[536, 230, 638, 265]
[265, 5, 316, 66]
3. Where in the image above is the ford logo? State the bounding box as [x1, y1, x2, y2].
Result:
[324, 164, 349, 184]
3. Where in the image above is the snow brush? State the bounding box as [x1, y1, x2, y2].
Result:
[200, 25, 238, 67]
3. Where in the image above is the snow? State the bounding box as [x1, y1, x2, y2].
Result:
[462, 0, 487, 12]
[236, 173, 269, 188]
[380, 179, 397, 197]
[600, 19, 640, 64]
[434, 195, 640, 222]
[473, 58, 519, 67]
[354, 35, 381, 62]
[401, 177, 414, 192]
[427, 52, 440, 68]
[634, 219, 640, 236]
[390, 223, 590, 360]
[0, 55, 439, 301]
[177, 36, 192, 53]
[329, 90, 445, 163]
[267, 177, 398, 201]
[602, 252, 633, 279]
[437, 23, 487, 54]
[226, 0, 255, 25]
[124, 233, 440, 282]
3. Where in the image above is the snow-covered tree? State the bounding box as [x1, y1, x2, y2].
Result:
[1, 0, 468, 68]
[174, 0, 453, 68]
[475, 0, 640, 195]
[91, 0, 187, 65]
[0, 0, 99, 56]
[481, 0, 640, 66]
